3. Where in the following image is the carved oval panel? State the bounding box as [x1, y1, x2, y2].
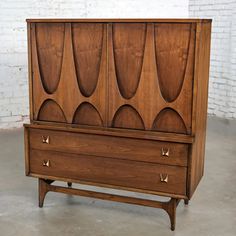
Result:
[113, 23, 146, 99]
[38, 99, 66, 123]
[112, 105, 145, 130]
[73, 102, 103, 126]
[154, 23, 191, 102]
[72, 23, 103, 97]
[152, 108, 187, 134]
[35, 23, 65, 94]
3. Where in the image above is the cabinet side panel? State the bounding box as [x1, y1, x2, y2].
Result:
[27, 23, 33, 121]
[188, 22, 211, 198]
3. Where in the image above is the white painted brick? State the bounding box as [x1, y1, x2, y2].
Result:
[0, 115, 22, 122]
[190, 0, 236, 119]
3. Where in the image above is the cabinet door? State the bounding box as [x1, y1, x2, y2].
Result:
[30, 22, 107, 127]
[108, 23, 196, 134]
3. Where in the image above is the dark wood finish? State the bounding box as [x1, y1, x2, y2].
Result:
[28, 127, 189, 166]
[38, 179, 180, 231]
[25, 19, 212, 231]
[184, 199, 189, 205]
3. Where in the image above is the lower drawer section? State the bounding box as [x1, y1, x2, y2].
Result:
[29, 128, 188, 166]
[29, 149, 187, 195]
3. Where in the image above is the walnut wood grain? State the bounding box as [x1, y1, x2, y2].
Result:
[27, 23, 33, 121]
[108, 23, 195, 133]
[152, 108, 187, 134]
[112, 104, 145, 130]
[29, 127, 189, 166]
[31, 172, 187, 199]
[112, 23, 146, 99]
[25, 19, 212, 231]
[154, 23, 192, 103]
[35, 23, 65, 94]
[26, 19, 212, 23]
[31, 22, 107, 125]
[30, 149, 187, 195]
[72, 102, 103, 126]
[24, 123, 194, 143]
[38, 99, 66, 122]
[72, 23, 103, 97]
[189, 22, 212, 198]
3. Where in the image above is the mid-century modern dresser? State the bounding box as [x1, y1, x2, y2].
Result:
[24, 18, 211, 230]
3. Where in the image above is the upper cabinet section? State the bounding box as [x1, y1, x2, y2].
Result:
[30, 23, 107, 126]
[28, 20, 211, 135]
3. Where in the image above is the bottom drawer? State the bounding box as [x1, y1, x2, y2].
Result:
[29, 149, 187, 195]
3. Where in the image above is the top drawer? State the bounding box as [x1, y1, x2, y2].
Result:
[28, 128, 188, 167]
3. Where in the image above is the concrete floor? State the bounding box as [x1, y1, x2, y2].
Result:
[0, 117, 236, 236]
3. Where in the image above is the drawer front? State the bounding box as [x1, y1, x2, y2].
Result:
[29, 128, 188, 166]
[29, 149, 187, 195]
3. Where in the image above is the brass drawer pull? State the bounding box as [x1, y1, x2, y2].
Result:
[160, 174, 168, 183]
[161, 148, 169, 157]
[42, 160, 50, 167]
[42, 136, 50, 144]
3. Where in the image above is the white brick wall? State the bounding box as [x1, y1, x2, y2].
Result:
[0, 0, 189, 129]
[189, 0, 236, 119]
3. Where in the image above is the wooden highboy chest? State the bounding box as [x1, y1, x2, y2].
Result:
[24, 18, 211, 230]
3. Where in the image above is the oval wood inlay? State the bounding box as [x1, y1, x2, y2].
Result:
[154, 23, 191, 102]
[35, 23, 65, 94]
[38, 99, 66, 123]
[112, 105, 145, 130]
[113, 23, 146, 99]
[152, 108, 187, 134]
[72, 23, 103, 97]
[73, 102, 103, 126]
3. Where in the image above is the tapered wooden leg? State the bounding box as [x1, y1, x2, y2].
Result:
[38, 179, 54, 208]
[163, 198, 180, 231]
[38, 180, 181, 231]
[184, 199, 189, 205]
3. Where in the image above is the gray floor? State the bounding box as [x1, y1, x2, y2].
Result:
[0, 117, 236, 236]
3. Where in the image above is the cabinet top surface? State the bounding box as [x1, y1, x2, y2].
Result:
[26, 18, 212, 23]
